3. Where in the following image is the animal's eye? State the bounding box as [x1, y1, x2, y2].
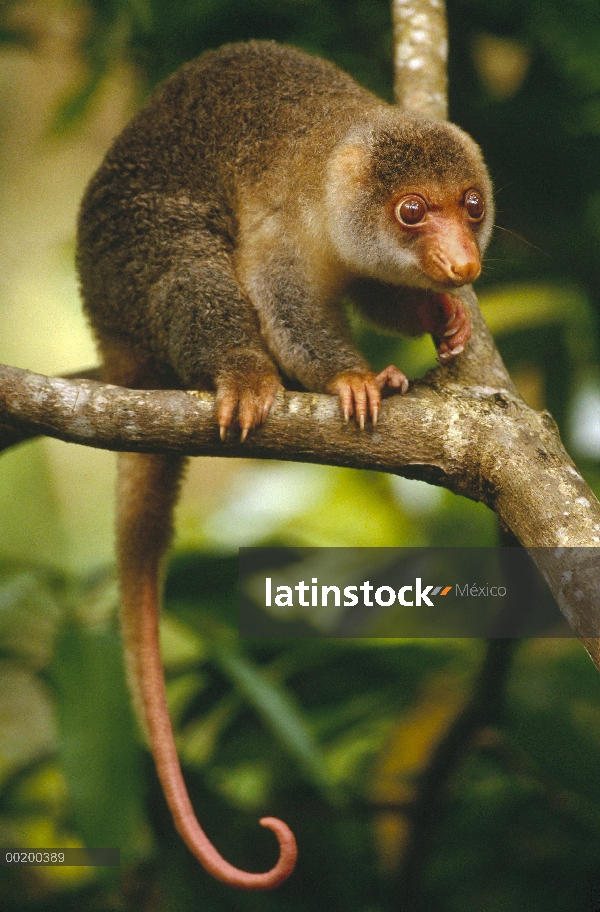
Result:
[395, 195, 427, 226]
[465, 189, 484, 221]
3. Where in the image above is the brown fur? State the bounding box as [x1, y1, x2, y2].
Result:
[77, 40, 493, 408]
[77, 40, 493, 889]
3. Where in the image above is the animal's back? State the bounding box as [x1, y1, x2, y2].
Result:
[77, 41, 377, 352]
[80, 42, 375, 212]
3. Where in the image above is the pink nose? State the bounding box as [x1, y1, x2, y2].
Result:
[447, 260, 481, 286]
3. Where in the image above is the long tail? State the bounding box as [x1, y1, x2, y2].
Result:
[117, 452, 297, 889]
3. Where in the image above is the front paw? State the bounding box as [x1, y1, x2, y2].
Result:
[416, 293, 471, 363]
[216, 370, 282, 441]
[326, 366, 408, 429]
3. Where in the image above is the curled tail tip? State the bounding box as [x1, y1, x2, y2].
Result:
[257, 816, 298, 888]
[195, 815, 297, 890]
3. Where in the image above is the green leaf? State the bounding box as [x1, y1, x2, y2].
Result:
[214, 645, 340, 803]
[51, 619, 146, 860]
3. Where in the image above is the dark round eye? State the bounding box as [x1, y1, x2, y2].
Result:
[465, 189, 485, 221]
[395, 195, 427, 226]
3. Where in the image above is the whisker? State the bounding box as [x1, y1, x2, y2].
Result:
[494, 224, 549, 258]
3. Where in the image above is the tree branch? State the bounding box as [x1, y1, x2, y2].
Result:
[2, 292, 600, 657]
[392, 0, 448, 120]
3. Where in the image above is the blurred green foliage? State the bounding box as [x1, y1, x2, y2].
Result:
[3, 559, 600, 911]
[1, 0, 600, 909]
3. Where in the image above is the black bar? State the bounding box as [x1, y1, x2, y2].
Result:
[0, 848, 120, 866]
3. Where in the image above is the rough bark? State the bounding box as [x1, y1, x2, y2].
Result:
[1, 293, 600, 653]
[392, 0, 448, 120]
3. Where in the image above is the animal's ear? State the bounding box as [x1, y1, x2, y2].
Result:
[328, 141, 371, 188]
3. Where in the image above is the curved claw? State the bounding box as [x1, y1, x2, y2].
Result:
[414, 292, 472, 364]
[216, 373, 282, 441]
[327, 366, 408, 427]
